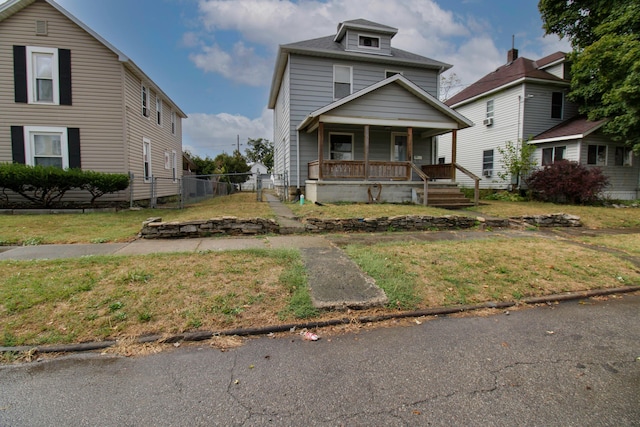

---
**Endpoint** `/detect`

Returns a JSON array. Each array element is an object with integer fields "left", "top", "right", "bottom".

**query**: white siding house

[{"left": 439, "top": 49, "right": 639, "bottom": 200}]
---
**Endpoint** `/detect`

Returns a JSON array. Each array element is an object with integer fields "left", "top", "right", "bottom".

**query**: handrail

[
  {"left": 454, "top": 162, "right": 480, "bottom": 206},
  {"left": 410, "top": 163, "right": 430, "bottom": 206}
]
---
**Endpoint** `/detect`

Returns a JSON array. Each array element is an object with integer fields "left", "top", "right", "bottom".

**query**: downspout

[{"left": 296, "top": 130, "right": 301, "bottom": 189}]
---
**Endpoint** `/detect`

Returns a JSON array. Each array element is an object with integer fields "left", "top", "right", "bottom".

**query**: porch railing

[{"left": 308, "top": 160, "right": 410, "bottom": 180}]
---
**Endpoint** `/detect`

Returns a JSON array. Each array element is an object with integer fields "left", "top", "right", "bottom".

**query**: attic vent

[{"left": 35, "top": 20, "right": 48, "bottom": 36}]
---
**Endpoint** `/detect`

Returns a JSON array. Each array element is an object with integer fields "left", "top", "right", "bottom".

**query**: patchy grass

[
  {"left": 345, "top": 237, "right": 640, "bottom": 310},
  {"left": 472, "top": 200, "right": 640, "bottom": 229},
  {"left": 0, "top": 249, "right": 312, "bottom": 347},
  {"left": 578, "top": 234, "right": 640, "bottom": 257},
  {"left": 290, "top": 201, "right": 471, "bottom": 220},
  {"left": 0, "top": 192, "right": 272, "bottom": 245}
]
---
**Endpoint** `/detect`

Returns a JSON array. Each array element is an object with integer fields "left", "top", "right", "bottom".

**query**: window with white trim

[
  {"left": 24, "top": 126, "right": 68, "bottom": 168},
  {"left": 156, "top": 96, "right": 162, "bottom": 126},
  {"left": 542, "top": 146, "right": 566, "bottom": 166},
  {"left": 333, "top": 65, "right": 352, "bottom": 99},
  {"left": 486, "top": 99, "right": 494, "bottom": 119},
  {"left": 358, "top": 35, "right": 380, "bottom": 49},
  {"left": 143, "top": 138, "right": 152, "bottom": 182},
  {"left": 482, "top": 149, "right": 494, "bottom": 176},
  {"left": 141, "top": 84, "right": 149, "bottom": 117},
  {"left": 329, "top": 133, "right": 353, "bottom": 160},
  {"left": 26, "top": 46, "right": 59, "bottom": 104},
  {"left": 587, "top": 145, "right": 607, "bottom": 166},
  {"left": 172, "top": 150, "right": 178, "bottom": 182},
  {"left": 615, "top": 146, "right": 633, "bottom": 166},
  {"left": 171, "top": 111, "right": 176, "bottom": 135}
]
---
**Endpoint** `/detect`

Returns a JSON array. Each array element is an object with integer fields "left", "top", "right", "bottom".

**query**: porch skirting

[{"left": 305, "top": 180, "right": 423, "bottom": 204}]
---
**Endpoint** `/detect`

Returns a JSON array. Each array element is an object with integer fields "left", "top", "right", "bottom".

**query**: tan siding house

[{"left": 0, "top": 0, "right": 187, "bottom": 203}]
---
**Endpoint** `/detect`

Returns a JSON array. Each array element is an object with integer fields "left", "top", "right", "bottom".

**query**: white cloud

[
  {"left": 189, "top": 41, "right": 271, "bottom": 86},
  {"left": 182, "top": 108, "right": 273, "bottom": 158}
]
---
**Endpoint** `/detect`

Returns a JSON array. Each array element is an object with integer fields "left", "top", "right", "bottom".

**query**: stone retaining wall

[
  {"left": 140, "top": 213, "right": 581, "bottom": 238},
  {"left": 140, "top": 217, "right": 279, "bottom": 239}
]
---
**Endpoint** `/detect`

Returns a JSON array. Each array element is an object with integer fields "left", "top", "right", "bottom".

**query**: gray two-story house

[
  {"left": 268, "top": 19, "right": 474, "bottom": 206},
  {"left": 439, "top": 49, "right": 640, "bottom": 200}
]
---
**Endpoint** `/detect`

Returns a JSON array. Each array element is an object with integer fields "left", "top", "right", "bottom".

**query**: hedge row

[{"left": 0, "top": 163, "right": 130, "bottom": 207}]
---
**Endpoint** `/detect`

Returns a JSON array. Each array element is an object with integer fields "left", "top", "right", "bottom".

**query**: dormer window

[{"left": 359, "top": 35, "right": 380, "bottom": 49}]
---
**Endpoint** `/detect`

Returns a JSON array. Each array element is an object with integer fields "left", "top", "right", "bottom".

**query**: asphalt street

[{"left": 1, "top": 294, "right": 638, "bottom": 426}]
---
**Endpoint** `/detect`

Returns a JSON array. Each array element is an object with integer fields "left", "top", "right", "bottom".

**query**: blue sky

[{"left": 5, "top": 0, "right": 570, "bottom": 158}]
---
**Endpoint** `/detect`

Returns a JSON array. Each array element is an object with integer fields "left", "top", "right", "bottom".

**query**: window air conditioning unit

[
  {"left": 483, "top": 117, "right": 494, "bottom": 126},
  {"left": 483, "top": 169, "right": 493, "bottom": 177}
]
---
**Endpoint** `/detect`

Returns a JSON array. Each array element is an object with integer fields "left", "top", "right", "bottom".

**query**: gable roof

[
  {"left": 297, "top": 74, "right": 473, "bottom": 134},
  {"left": 531, "top": 115, "right": 607, "bottom": 144},
  {"left": 445, "top": 52, "right": 568, "bottom": 108},
  {"left": 268, "top": 19, "right": 451, "bottom": 109},
  {"left": 0, "top": 0, "right": 187, "bottom": 118}
]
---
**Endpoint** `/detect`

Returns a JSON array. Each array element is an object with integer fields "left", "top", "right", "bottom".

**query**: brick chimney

[{"left": 507, "top": 48, "right": 518, "bottom": 63}]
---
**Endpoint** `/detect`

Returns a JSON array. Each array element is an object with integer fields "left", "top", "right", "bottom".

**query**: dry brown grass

[
  {"left": 473, "top": 201, "right": 640, "bottom": 229},
  {"left": 0, "top": 249, "right": 301, "bottom": 347}
]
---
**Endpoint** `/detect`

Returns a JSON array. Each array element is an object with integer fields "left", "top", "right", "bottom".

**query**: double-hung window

[
  {"left": 482, "top": 149, "right": 494, "bottom": 177},
  {"left": 333, "top": 65, "right": 352, "bottom": 99},
  {"left": 156, "top": 96, "right": 162, "bottom": 126},
  {"left": 486, "top": 100, "right": 494, "bottom": 119},
  {"left": 587, "top": 145, "right": 607, "bottom": 166},
  {"left": 27, "top": 46, "right": 58, "bottom": 104},
  {"left": 143, "top": 138, "right": 152, "bottom": 182},
  {"left": 171, "top": 111, "right": 176, "bottom": 135},
  {"left": 615, "top": 146, "right": 633, "bottom": 166},
  {"left": 24, "top": 126, "right": 68, "bottom": 168},
  {"left": 551, "top": 92, "right": 563, "bottom": 119},
  {"left": 141, "top": 84, "right": 149, "bottom": 117},
  {"left": 542, "top": 146, "right": 566, "bottom": 166}
]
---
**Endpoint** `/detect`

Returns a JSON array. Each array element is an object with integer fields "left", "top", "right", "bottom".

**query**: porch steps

[{"left": 414, "top": 183, "right": 475, "bottom": 209}]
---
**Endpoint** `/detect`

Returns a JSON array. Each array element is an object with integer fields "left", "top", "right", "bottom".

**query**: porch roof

[
  {"left": 297, "top": 74, "right": 473, "bottom": 135},
  {"left": 531, "top": 115, "right": 607, "bottom": 144}
]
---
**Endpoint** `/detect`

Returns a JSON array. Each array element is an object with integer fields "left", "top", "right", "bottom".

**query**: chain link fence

[{"left": 134, "top": 172, "right": 272, "bottom": 209}]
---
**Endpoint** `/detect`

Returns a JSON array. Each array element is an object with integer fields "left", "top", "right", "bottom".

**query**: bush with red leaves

[{"left": 525, "top": 161, "right": 609, "bottom": 204}]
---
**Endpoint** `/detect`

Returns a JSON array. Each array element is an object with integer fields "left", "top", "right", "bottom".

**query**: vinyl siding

[
  {"left": 522, "top": 83, "right": 578, "bottom": 139},
  {"left": 345, "top": 30, "right": 392, "bottom": 55},
  {"left": 439, "top": 85, "right": 522, "bottom": 189},
  {"left": 579, "top": 133, "right": 640, "bottom": 199},
  {"left": 331, "top": 83, "right": 452, "bottom": 122},
  {"left": 0, "top": 0, "right": 125, "bottom": 173},
  {"left": 289, "top": 53, "right": 440, "bottom": 184},
  {"left": 273, "top": 60, "right": 291, "bottom": 182},
  {"left": 123, "top": 69, "right": 182, "bottom": 199}
]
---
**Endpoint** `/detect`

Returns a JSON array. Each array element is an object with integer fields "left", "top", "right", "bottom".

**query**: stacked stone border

[{"left": 140, "top": 213, "right": 581, "bottom": 238}]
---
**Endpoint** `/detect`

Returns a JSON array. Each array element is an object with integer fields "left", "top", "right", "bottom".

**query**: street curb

[{"left": 1, "top": 286, "right": 637, "bottom": 356}]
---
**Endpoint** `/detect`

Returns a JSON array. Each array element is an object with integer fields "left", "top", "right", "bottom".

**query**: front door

[{"left": 391, "top": 133, "right": 408, "bottom": 161}]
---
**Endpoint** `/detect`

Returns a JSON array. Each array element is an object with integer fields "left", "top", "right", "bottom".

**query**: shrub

[
  {"left": 525, "top": 161, "right": 609, "bottom": 204},
  {"left": 0, "top": 163, "right": 129, "bottom": 207}
]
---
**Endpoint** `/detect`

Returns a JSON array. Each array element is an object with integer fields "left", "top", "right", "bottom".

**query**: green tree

[
  {"left": 213, "top": 151, "right": 251, "bottom": 184},
  {"left": 244, "top": 138, "right": 274, "bottom": 171},
  {"left": 539, "top": 1, "right": 640, "bottom": 151},
  {"left": 496, "top": 139, "right": 537, "bottom": 191},
  {"left": 184, "top": 151, "right": 217, "bottom": 175}
]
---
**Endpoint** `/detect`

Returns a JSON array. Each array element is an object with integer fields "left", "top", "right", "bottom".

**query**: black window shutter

[
  {"left": 58, "top": 49, "right": 72, "bottom": 105},
  {"left": 13, "top": 46, "right": 28, "bottom": 103},
  {"left": 68, "top": 128, "right": 81, "bottom": 168},
  {"left": 11, "top": 126, "right": 26, "bottom": 164}
]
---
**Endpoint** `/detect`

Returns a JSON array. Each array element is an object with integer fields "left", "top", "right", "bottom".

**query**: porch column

[
  {"left": 318, "top": 122, "right": 324, "bottom": 180},
  {"left": 407, "top": 127, "right": 413, "bottom": 180},
  {"left": 364, "top": 124, "right": 370, "bottom": 181},
  {"left": 451, "top": 129, "right": 457, "bottom": 181}
]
